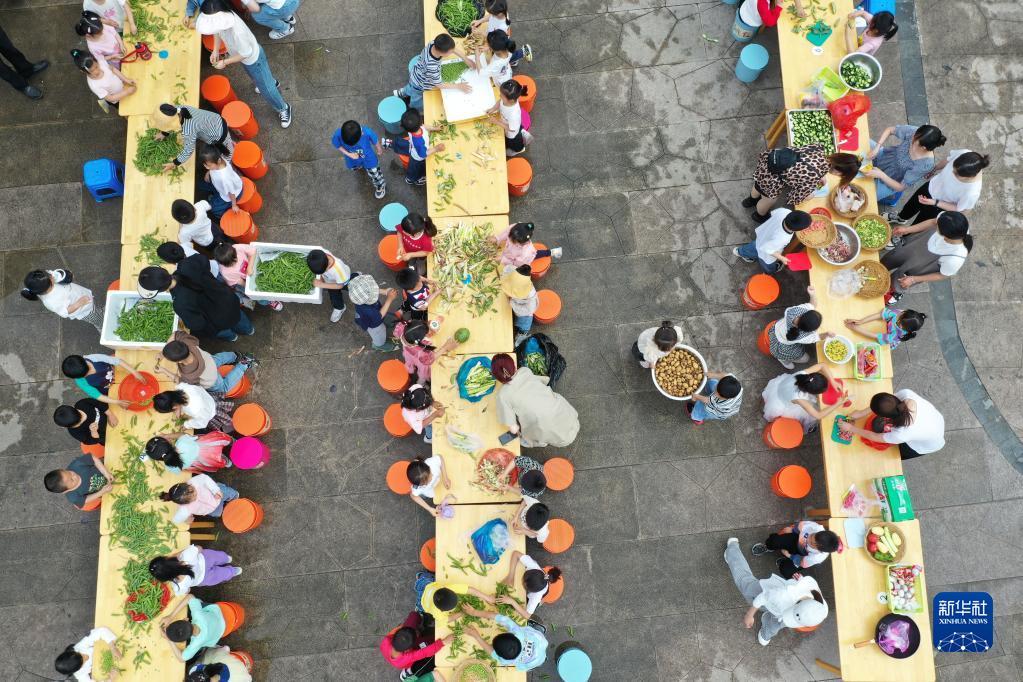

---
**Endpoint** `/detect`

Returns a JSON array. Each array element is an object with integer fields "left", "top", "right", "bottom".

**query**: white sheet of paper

[{"left": 439, "top": 57, "right": 498, "bottom": 123}]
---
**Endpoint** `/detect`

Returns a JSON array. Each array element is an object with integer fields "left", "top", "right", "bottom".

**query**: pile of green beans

[
  {"left": 114, "top": 300, "right": 175, "bottom": 343},
  {"left": 436, "top": 0, "right": 482, "bottom": 37},
  {"left": 134, "top": 127, "right": 183, "bottom": 178},
  {"left": 254, "top": 252, "right": 316, "bottom": 294},
  {"left": 134, "top": 229, "right": 164, "bottom": 265},
  {"left": 441, "top": 61, "right": 470, "bottom": 83}
]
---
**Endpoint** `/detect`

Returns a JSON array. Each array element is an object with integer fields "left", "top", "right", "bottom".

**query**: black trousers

[
  {"left": 765, "top": 532, "right": 802, "bottom": 579},
  {"left": 0, "top": 24, "right": 33, "bottom": 91},
  {"left": 897, "top": 182, "right": 942, "bottom": 225},
  {"left": 899, "top": 442, "right": 923, "bottom": 460}
]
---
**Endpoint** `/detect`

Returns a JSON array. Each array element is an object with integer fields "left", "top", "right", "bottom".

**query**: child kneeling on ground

[{"left": 751, "top": 520, "right": 841, "bottom": 579}]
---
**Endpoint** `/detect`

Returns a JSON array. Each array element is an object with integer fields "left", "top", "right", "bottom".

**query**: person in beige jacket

[{"left": 490, "top": 353, "right": 579, "bottom": 448}]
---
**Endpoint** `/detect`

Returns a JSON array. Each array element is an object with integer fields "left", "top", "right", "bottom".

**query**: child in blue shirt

[
  {"left": 465, "top": 614, "right": 548, "bottom": 672},
  {"left": 383, "top": 109, "right": 445, "bottom": 185},
  {"left": 61, "top": 353, "right": 145, "bottom": 406},
  {"left": 332, "top": 120, "right": 387, "bottom": 199}
]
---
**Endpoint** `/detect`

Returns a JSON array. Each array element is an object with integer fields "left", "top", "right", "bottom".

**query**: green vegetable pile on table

[
  {"left": 789, "top": 110, "right": 837, "bottom": 155},
  {"left": 133, "top": 127, "right": 184, "bottom": 179},
  {"left": 129, "top": 0, "right": 171, "bottom": 44},
  {"left": 854, "top": 217, "right": 889, "bottom": 249},
  {"left": 254, "top": 251, "right": 316, "bottom": 294},
  {"left": 525, "top": 351, "right": 547, "bottom": 376},
  {"left": 432, "top": 221, "right": 501, "bottom": 317},
  {"left": 841, "top": 60, "right": 874, "bottom": 89},
  {"left": 463, "top": 362, "right": 496, "bottom": 397},
  {"left": 436, "top": 0, "right": 482, "bottom": 37},
  {"left": 441, "top": 60, "right": 470, "bottom": 83},
  {"left": 98, "top": 648, "right": 116, "bottom": 676},
  {"left": 114, "top": 300, "right": 175, "bottom": 343},
  {"left": 134, "top": 229, "right": 164, "bottom": 265}
]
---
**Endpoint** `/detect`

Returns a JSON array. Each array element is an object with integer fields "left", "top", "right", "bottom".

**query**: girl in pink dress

[
  {"left": 76, "top": 11, "right": 127, "bottom": 68},
  {"left": 396, "top": 320, "right": 458, "bottom": 383},
  {"left": 145, "top": 432, "right": 234, "bottom": 474}
]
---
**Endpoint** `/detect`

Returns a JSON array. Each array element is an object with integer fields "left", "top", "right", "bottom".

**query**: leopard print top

[{"left": 753, "top": 143, "right": 830, "bottom": 205}]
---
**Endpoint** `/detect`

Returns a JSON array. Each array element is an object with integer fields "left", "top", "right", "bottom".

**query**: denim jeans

[
  {"left": 209, "top": 351, "right": 246, "bottom": 394},
  {"left": 724, "top": 540, "right": 785, "bottom": 642},
  {"left": 737, "top": 240, "right": 781, "bottom": 274},
  {"left": 392, "top": 137, "right": 426, "bottom": 182},
  {"left": 400, "top": 82, "right": 425, "bottom": 111},
  {"left": 197, "top": 179, "right": 232, "bottom": 218},
  {"left": 250, "top": 0, "right": 301, "bottom": 31},
  {"left": 210, "top": 482, "right": 240, "bottom": 517},
  {"left": 243, "top": 47, "right": 287, "bottom": 112},
  {"left": 215, "top": 308, "right": 254, "bottom": 340},
  {"left": 690, "top": 379, "right": 727, "bottom": 422},
  {"left": 514, "top": 313, "right": 534, "bottom": 334}
]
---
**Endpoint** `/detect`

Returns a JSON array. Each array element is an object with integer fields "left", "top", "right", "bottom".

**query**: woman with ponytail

[
  {"left": 866, "top": 124, "right": 945, "bottom": 205},
  {"left": 75, "top": 10, "right": 127, "bottom": 68},
  {"left": 768, "top": 286, "right": 834, "bottom": 370},
  {"left": 838, "top": 389, "right": 946, "bottom": 459},
  {"left": 501, "top": 550, "right": 562, "bottom": 617},
  {"left": 882, "top": 210, "right": 972, "bottom": 303},
  {"left": 21, "top": 268, "right": 104, "bottom": 331},
  {"left": 895, "top": 150, "right": 990, "bottom": 224},
  {"left": 763, "top": 363, "right": 848, "bottom": 433},
  {"left": 634, "top": 320, "right": 683, "bottom": 368}
]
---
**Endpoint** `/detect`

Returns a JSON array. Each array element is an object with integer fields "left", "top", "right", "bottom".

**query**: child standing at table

[
  {"left": 54, "top": 627, "right": 121, "bottom": 681},
  {"left": 83, "top": 0, "right": 136, "bottom": 34},
  {"left": 471, "top": 0, "right": 533, "bottom": 65},
  {"left": 172, "top": 198, "right": 219, "bottom": 258},
  {"left": 511, "top": 495, "right": 550, "bottom": 543},
  {"left": 332, "top": 120, "right": 387, "bottom": 200},
  {"left": 214, "top": 243, "right": 285, "bottom": 311},
  {"left": 500, "top": 456, "right": 546, "bottom": 497},
  {"left": 488, "top": 78, "right": 532, "bottom": 157},
  {"left": 396, "top": 213, "right": 436, "bottom": 275},
  {"left": 61, "top": 352, "right": 144, "bottom": 406},
  {"left": 76, "top": 11, "right": 127, "bottom": 68},
  {"left": 396, "top": 319, "right": 458, "bottom": 382},
  {"left": 400, "top": 384, "right": 445, "bottom": 444},
  {"left": 464, "top": 615, "right": 548, "bottom": 671},
  {"left": 493, "top": 222, "right": 562, "bottom": 270},
  {"left": 845, "top": 308, "right": 927, "bottom": 350},
  {"left": 384, "top": 109, "right": 446, "bottom": 186},
  {"left": 199, "top": 146, "right": 243, "bottom": 219},
  {"left": 845, "top": 10, "right": 898, "bottom": 56},
  {"left": 501, "top": 265, "right": 539, "bottom": 346},
  {"left": 471, "top": 29, "right": 515, "bottom": 86},
  {"left": 394, "top": 33, "right": 471, "bottom": 111},
  {"left": 305, "top": 248, "right": 353, "bottom": 322},
  {"left": 406, "top": 453, "right": 456, "bottom": 517},
  {"left": 395, "top": 268, "right": 437, "bottom": 321}
]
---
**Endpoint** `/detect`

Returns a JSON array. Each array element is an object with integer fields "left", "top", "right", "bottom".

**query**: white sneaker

[
  {"left": 780, "top": 360, "right": 795, "bottom": 370},
  {"left": 550, "top": 247, "right": 563, "bottom": 259},
  {"left": 423, "top": 434, "right": 433, "bottom": 444},
  {"left": 280, "top": 103, "right": 293, "bottom": 128},
  {"left": 757, "top": 628, "right": 771, "bottom": 646},
  {"left": 732, "top": 246, "right": 756, "bottom": 263},
  {"left": 286, "top": 15, "right": 296, "bottom": 25},
  {"left": 329, "top": 306, "right": 345, "bottom": 322},
  {"left": 374, "top": 186, "right": 386, "bottom": 200},
  {"left": 269, "top": 301, "right": 284, "bottom": 311},
  {"left": 727, "top": 537, "right": 738, "bottom": 545},
  {"left": 269, "top": 24, "right": 295, "bottom": 39}
]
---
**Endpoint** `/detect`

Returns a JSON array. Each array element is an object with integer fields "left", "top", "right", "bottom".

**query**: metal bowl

[
  {"left": 651, "top": 344, "right": 708, "bottom": 401},
  {"left": 817, "top": 222, "right": 861, "bottom": 266},
  {"left": 839, "top": 52, "right": 882, "bottom": 92}
]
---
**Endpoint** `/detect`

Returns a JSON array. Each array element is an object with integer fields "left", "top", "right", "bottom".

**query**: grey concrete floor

[{"left": 0, "top": 0, "right": 1021, "bottom": 680}]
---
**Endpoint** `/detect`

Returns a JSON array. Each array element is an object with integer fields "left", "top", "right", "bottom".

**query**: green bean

[
  {"left": 437, "top": 0, "right": 482, "bottom": 37},
  {"left": 254, "top": 252, "right": 316, "bottom": 294},
  {"left": 134, "top": 229, "right": 164, "bottom": 265},
  {"left": 134, "top": 127, "right": 184, "bottom": 179},
  {"left": 114, "top": 300, "right": 175, "bottom": 343}
]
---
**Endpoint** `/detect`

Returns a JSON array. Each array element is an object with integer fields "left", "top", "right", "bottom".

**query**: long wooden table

[{"left": 118, "top": 1, "right": 200, "bottom": 117}]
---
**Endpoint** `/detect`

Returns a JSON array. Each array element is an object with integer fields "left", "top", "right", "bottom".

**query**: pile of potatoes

[{"left": 654, "top": 348, "right": 704, "bottom": 397}]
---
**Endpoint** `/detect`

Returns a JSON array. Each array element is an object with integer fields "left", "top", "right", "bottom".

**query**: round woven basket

[
  {"left": 454, "top": 659, "right": 496, "bottom": 682},
  {"left": 854, "top": 259, "right": 891, "bottom": 298},
  {"left": 829, "top": 184, "right": 867, "bottom": 219},
  {"left": 853, "top": 213, "right": 892, "bottom": 251},
  {"left": 796, "top": 214, "right": 838, "bottom": 248}
]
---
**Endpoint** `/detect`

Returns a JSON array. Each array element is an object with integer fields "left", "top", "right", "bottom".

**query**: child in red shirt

[
  {"left": 397, "top": 213, "right": 437, "bottom": 275},
  {"left": 379, "top": 610, "right": 452, "bottom": 670}
]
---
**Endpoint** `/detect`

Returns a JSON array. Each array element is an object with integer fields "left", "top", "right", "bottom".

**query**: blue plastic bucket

[
  {"left": 735, "top": 43, "right": 770, "bottom": 83},
  {"left": 377, "top": 96, "right": 407, "bottom": 136}
]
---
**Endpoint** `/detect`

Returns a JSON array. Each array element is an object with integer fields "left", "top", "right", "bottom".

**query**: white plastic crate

[
  {"left": 100, "top": 291, "right": 180, "bottom": 350},
  {"left": 244, "top": 241, "right": 324, "bottom": 304}
]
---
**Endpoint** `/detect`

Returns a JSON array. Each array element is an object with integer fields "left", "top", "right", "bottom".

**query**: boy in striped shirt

[{"left": 394, "top": 33, "right": 472, "bottom": 111}]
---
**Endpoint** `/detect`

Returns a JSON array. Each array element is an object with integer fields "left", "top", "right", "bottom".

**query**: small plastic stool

[
  {"left": 796, "top": 625, "right": 819, "bottom": 633},
  {"left": 230, "top": 436, "right": 270, "bottom": 470},
  {"left": 531, "top": 241, "right": 551, "bottom": 280},
  {"left": 81, "top": 443, "right": 105, "bottom": 458},
  {"left": 771, "top": 464, "right": 812, "bottom": 499},
  {"left": 223, "top": 100, "right": 258, "bottom": 139},
  {"left": 201, "top": 74, "right": 236, "bottom": 112},
  {"left": 420, "top": 538, "right": 437, "bottom": 572},
  {"left": 757, "top": 320, "right": 775, "bottom": 356},
  {"left": 512, "top": 74, "right": 536, "bottom": 113},
  {"left": 232, "top": 403, "right": 272, "bottom": 436},
  {"left": 220, "top": 209, "right": 259, "bottom": 243},
  {"left": 386, "top": 460, "right": 413, "bottom": 495},
  {"left": 541, "top": 567, "right": 564, "bottom": 603},
  {"left": 732, "top": 5, "right": 762, "bottom": 42},
  {"left": 377, "top": 359, "right": 411, "bottom": 395},
  {"left": 384, "top": 403, "right": 413, "bottom": 437},
  {"left": 202, "top": 34, "right": 228, "bottom": 56},
  {"left": 217, "top": 601, "right": 246, "bottom": 636},
  {"left": 556, "top": 641, "right": 593, "bottom": 682},
  {"left": 108, "top": 279, "right": 121, "bottom": 291},
  {"left": 233, "top": 140, "right": 268, "bottom": 179},
  {"left": 533, "top": 290, "right": 562, "bottom": 324},
  {"left": 741, "top": 274, "right": 779, "bottom": 309},
  {"left": 542, "top": 519, "right": 575, "bottom": 553},
  {"left": 378, "top": 202, "right": 408, "bottom": 233},
  {"left": 507, "top": 157, "right": 533, "bottom": 196},
  {"left": 222, "top": 499, "right": 264, "bottom": 533},
  {"left": 83, "top": 159, "right": 125, "bottom": 202},
  {"left": 229, "top": 650, "right": 254, "bottom": 671},
  {"left": 238, "top": 177, "right": 263, "bottom": 214},
  {"left": 81, "top": 498, "right": 102, "bottom": 512},
  {"left": 736, "top": 43, "right": 770, "bottom": 83},
  {"left": 543, "top": 457, "right": 574, "bottom": 491},
  {"left": 763, "top": 418, "right": 804, "bottom": 449},
  {"left": 218, "top": 365, "right": 252, "bottom": 398},
  {"left": 378, "top": 95, "right": 408, "bottom": 136},
  {"left": 378, "top": 234, "right": 405, "bottom": 271}
]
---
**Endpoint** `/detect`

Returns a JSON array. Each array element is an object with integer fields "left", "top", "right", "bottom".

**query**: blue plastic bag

[
  {"left": 471, "top": 518, "right": 510, "bottom": 565},
  {"left": 456, "top": 356, "right": 495, "bottom": 403}
]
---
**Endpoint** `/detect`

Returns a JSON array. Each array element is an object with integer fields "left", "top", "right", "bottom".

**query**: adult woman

[
  {"left": 195, "top": 0, "right": 292, "bottom": 127},
  {"left": 71, "top": 50, "right": 135, "bottom": 108},
  {"left": 634, "top": 320, "right": 683, "bottom": 368},
  {"left": 866, "top": 124, "right": 946, "bottom": 205},
  {"left": 762, "top": 363, "right": 847, "bottom": 432},
  {"left": 153, "top": 383, "right": 234, "bottom": 432},
  {"left": 153, "top": 103, "right": 233, "bottom": 171},
  {"left": 744, "top": 146, "right": 860, "bottom": 223},
  {"left": 894, "top": 150, "right": 989, "bottom": 224},
  {"left": 491, "top": 353, "right": 579, "bottom": 448},
  {"left": 21, "top": 269, "right": 103, "bottom": 331},
  {"left": 768, "top": 286, "right": 834, "bottom": 369},
  {"left": 837, "top": 390, "right": 946, "bottom": 459},
  {"left": 881, "top": 210, "right": 971, "bottom": 303}
]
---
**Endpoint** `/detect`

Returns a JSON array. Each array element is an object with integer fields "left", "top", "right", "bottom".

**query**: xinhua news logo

[{"left": 932, "top": 592, "right": 993, "bottom": 653}]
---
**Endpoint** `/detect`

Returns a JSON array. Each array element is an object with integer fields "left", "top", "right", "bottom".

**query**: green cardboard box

[{"left": 872, "top": 475, "right": 914, "bottom": 521}]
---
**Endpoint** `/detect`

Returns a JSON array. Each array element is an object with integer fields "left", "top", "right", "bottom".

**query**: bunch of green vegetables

[
  {"left": 254, "top": 251, "right": 316, "bottom": 294},
  {"left": 433, "top": 170, "right": 458, "bottom": 213},
  {"left": 524, "top": 351, "right": 547, "bottom": 376},
  {"left": 436, "top": 0, "right": 482, "bottom": 37},
  {"left": 788, "top": 110, "right": 837, "bottom": 155},
  {"left": 854, "top": 217, "right": 889, "bottom": 249},
  {"left": 122, "top": 558, "right": 167, "bottom": 630},
  {"left": 98, "top": 648, "right": 118, "bottom": 677},
  {"left": 432, "top": 221, "right": 501, "bottom": 317},
  {"left": 787, "top": 0, "right": 842, "bottom": 34},
  {"left": 494, "top": 582, "right": 526, "bottom": 623},
  {"left": 447, "top": 551, "right": 490, "bottom": 576},
  {"left": 134, "top": 127, "right": 183, "bottom": 178},
  {"left": 441, "top": 60, "right": 470, "bottom": 83},
  {"left": 130, "top": 1, "right": 170, "bottom": 44},
  {"left": 463, "top": 362, "right": 495, "bottom": 397},
  {"left": 134, "top": 229, "right": 164, "bottom": 265},
  {"left": 432, "top": 117, "right": 465, "bottom": 142},
  {"left": 114, "top": 299, "right": 175, "bottom": 343}
]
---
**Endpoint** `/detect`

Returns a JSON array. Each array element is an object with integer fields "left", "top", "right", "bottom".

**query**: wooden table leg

[
  {"left": 765, "top": 111, "right": 787, "bottom": 148},
  {"left": 190, "top": 532, "right": 218, "bottom": 541}
]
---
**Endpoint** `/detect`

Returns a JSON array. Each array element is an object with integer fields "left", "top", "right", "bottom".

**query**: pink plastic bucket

[{"left": 230, "top": 436, "right": 270, "bottom": 470}]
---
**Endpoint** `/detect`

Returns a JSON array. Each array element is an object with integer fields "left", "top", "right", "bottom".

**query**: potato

[{"left": 654, "top": 348, "right": 705, "bottom": 397}]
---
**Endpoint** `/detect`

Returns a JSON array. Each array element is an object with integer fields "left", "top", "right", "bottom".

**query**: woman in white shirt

[
  {"left": 153, "top": 382, "right": 234, "bottom": 432},
  {"left": 633, "top": 320, "right": 682, "bottom": 368},
  {"left": 838, "top": 389, "right": 946, "bottom": 459},
  {"left": 894, "top": 149, "right": 989, "bottom": 225},
  {"left": 500, "top": 550, "right": 562, "bottom": 617},
  {"left": 55, "top": 627, "right": 121, "bottom": 681},
  {"left": 71, "top": 50, "right": 135, "bottom": 108},
  {"left": 882, "top": 210, "right": 972, "bottom": 302},
  {"left": 21, "top": 268, "right": 104, "bottom": 331}
]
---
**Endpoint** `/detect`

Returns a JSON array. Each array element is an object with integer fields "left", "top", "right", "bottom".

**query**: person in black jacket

[{"left": 137, "top": 256, "right": 253, "bottom": 341}]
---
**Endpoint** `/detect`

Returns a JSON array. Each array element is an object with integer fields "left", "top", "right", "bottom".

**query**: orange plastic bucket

[
  {"left": 230, "top": 651, "right": 254, "bottom": 671},
  {"left": 542, "top": 519, "right": 575, "bottom": 554},
  {"left": 384, "top": 403, "right": 413, "bottom": 438},
  {"left": 220, "top": 209, "right": 258, "bottom": 243},
  {"left": 420, "top": 538, "right": 437, "bottom": 572},
  {"left": 117, "top": 371, "right": 160, "bottom": 411},
  {"left": 218, "top": 364, "right": 252, "bottom": 398},
  {"left": 386, "top": 460, "right": 413, "bottom": 495},
  {"left": 233, "top": 140, "right": 268, "bottom": 179},
  {"left": 232, "top": 402, "right": 272, "bottom": 436},
  {"left": 742, "top": 274, "right": 780, "bottom": 310},
  {"left": 80, "top": 443, "right": 105, "bottom": 458},
  {"left": 238, "top": 177, "right": 263, "bottom": 214},
  {"left": 543, "top": 457, "right": 574, "bottom": 491},
  {"left": 513, "top": 74, "right": 536, "bottom": 113},
  {"left": 757, "top": 320, "right": 775, "bottom": 356},
  {"left": 217, "top": 601, "right": 246, "bottom": 636},
  {"left": 107, "top": 279, "right": 120, "bottom": 291},
  {"left": 81, "top": 498, "right": 102, "bottom": 512},
  {"left": 398, "top": 154, "right": 410, "bottom": 169},
  {"left": 202, "top": 34, "right": 227, "bottom": 56},
  {"left": 763, "top": 418, "right": 803, "bottom": 449},
  {"left": 377, "top": 234, "right": 405, "bottom": 271},
  {"left": 771, "top": 465, "right": 812, "bottom": 499},
  {"left": 531, "top": 241, "right": 551, "bottom": 280},
  {"left": 542, "top": 566, "right": 564, "bottom": 603},
  {"left": 201, "top": 75, "right": 236, "bottom": 112},
  {"left": 223, "top": 100, "right": 258, "bottom": 140},
  {"left": 507, "top": 157, "right": 533, "bottom": 196},
  {"left": 377, "top": 359, "right": 411, "bottom": 395},
  {"left": 222, "top": 498, "right": 264, "bottom": 533},
  {"left": 533, "top": 289, "right": 562, "bottom": 324}
]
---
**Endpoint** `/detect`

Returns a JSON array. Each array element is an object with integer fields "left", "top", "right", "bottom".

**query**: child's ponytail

[
  {"left": 70, "top": 49, "right": 95, "bottom": 73},
  {"left": 870, "top": 11, "right": 898, "bottom": 40},
  {"left": 508, "top": 222, "right": 535, "bottom": 244},
  {"left": 499, "top": 79, "right": 526, "bottom": 102},
  {"left": 75, "top": 10, "right": 103, "bottom": 36},
  {"left": 546, "top": 566, "right": 563, "bottom": 584}
]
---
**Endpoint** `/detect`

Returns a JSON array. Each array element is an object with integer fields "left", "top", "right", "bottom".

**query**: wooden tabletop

[
  {"left": 118, "top": 0, "right": 200, "bottom": 118},
  {"left": 427, "top": 215, "right": 514, "bottom": 354},
  {"left": 829, "top": 519, "right": 935, "bottom": 681}
]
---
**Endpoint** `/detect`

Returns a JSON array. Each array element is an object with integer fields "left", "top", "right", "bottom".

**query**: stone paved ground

[{"left": 0, "top": 0, "right": 1021, "bottom": 680}]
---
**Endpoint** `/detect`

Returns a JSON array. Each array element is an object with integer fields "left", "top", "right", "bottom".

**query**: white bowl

[
  {"left": 839, "top": 52, "right": 882, "bottom": 92},
  {"left": 651, "top": 344, "right": 708, "bottom": 401},
  {"left": 823, "top": 335, "right": 855, "bottom": 365},
  {"left": 817, "top": 222, "right": 861, "bottom": 266}
]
